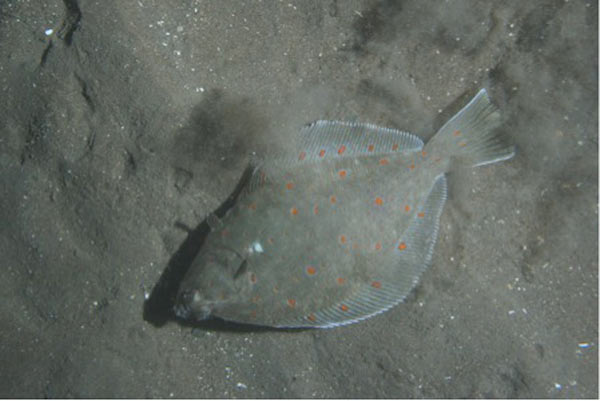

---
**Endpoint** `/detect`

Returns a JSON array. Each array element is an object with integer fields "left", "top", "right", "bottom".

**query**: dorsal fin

[
  {"left": 244, "top": 120, "right": 424, "bottom": 195},
  {"left": 287, "top": 120, "right": 423, "bottom": 166}
]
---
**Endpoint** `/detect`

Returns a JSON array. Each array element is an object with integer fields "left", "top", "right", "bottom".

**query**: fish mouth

[
  {"left": 173, "top": 301, "right": 193, "bottom": 319},
  {"left": 173, "top": 290, "right": 212, "bottom": 321}
]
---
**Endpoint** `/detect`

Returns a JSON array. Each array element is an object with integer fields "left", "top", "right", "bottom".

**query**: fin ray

[
  {"left": 425, "top": 89, "right": 515, "bottom": 167},
  {"left": 263, "top": 120, "right": 424, "bottom": 170}
]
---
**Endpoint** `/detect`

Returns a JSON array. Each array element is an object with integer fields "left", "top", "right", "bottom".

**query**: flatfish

[{"left": 174, "top": 89, "right": 515, "bottom": 328}]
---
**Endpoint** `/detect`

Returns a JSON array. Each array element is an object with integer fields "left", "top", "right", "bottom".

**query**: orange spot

[
  {"left": 248, "top": 202, "right": 257, "bottom": 210},
  {"left": 418, "top": 212, "right": 425, "bottom": 218},
  {"left": 375, "top": 242, "right": 382, "bottom": 251},
  {"left": 308, "top": 314, "right": 316, "bottom": 322},
  {"left": 330, "top": 195, "right": 337, "bottom": 204},
  {"left": 306, "top": 266, "right": 316, "bottom": 276},
  {"left": 340, "top": 304, "right": 349, "bottom": 312},
  {"left": 290, "top": 207, "right": 298, "bottom": 215},
  {"left": 352, "top": 243, "right": 359, "bottom": 250},
  {"left": 337, "top": 145, "right": 346, "bottom": 155},
  {"left": 338, "top": 170, "right": 347, "bottom": 178},
  {"left": 299, "top": 151, "right": 306, "bottom": 161},
  {"left": 398, "top": 242, "right": 407, "bottom": 250},
  {"left": 371, "top": 281, "right": 382, "bottom": 289},
  {"left": 339, "top": 235, "right": 347, "bottom": 244},
  {"left": 286, "top": 182, "right": 294, "bottom": 190},
  {"left": 375, "top": 197, "right": 383, "bottom": 206},
  {"left": 251, "top": 295, "right": 261, "bottom": 303},
  {"left": 379, "top": 158, "right": 389, "bottom": 166},
  {"left": 405, "top": 205, "right": 411, "bottom": 212},
  {"left": 422, "top": 151, "right": 427, "bottom": 157},
  {"left": 337, "top": 277, "right": 345, "bottom": 285},
  {"left": 250, "top": 273, "right": 257, "bottom": 284},
  {"left": 287, "top": 299, "right": 296, "bottom": 308},
  {"left": 392, "top": 144, "right": 399, "bottom": 151},
  {"left": 267, "top": 237, "right": 274, "bottom": 244},
  {"left": 313, "top": 204, "right": 319, "bottom": 215},
  {"left": 453, "top": 130, "right": 461, "bottom": 136},
  {"left": 459, "top": 142, "right": 467, "bottom": 147},
  {"left": 409, "top": 163, "right": 415, "bottom": 170},
  {"left": 368, "top": 144, "right": 374, "bottom": 152},
  {"left": 319, "top": 149, "right": 326, "bottom": 157},
  {"left": 434, "top": 157, "right": 441, "bottom": 163}
]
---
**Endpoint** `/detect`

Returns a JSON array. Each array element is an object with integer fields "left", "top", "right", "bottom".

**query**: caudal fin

[{"left": 426, "top": 89, "right": 515, "bottom": 167}]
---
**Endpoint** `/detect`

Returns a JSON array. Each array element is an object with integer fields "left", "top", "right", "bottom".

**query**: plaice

[{"left": 175, "top": 89, "right": 515, "bottom": 328}]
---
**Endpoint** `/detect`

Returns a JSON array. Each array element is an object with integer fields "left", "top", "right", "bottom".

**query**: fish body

[{"left": 175, "top": 89, "right": 515, "bottom": 328}]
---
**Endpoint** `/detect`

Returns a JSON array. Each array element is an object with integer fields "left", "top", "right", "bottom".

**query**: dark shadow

[
  {"left": 172, "top": 88, "right": 266, "bottom": 174},
  {"left": 176, "top": 315, "right": 310, "bottom": 334},
  {"left": 350, "top": 0, "right": 403, "bottom": 54}
]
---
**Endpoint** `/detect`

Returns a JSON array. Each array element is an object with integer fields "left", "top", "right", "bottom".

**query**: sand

[{"left": 0, "top": 0, "right": 597, "bottom": 397}]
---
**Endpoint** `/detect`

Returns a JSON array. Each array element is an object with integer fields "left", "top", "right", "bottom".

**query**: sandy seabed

[{"left": 0, "top": 0, "right": 597, "bottom": 398}]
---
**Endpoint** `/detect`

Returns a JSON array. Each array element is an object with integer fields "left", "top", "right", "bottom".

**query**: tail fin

[{"left": 426, "top": 89, "right": 515, "bottom": 167}]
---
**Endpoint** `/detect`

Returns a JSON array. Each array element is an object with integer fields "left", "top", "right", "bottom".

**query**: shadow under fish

[{"left": 169, "top": 88, "right": 515, "bottom": 329}]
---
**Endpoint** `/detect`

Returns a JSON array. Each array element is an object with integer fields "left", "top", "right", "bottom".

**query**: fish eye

[{"left": 174, "top": 289, "right": 211, "bottom": 320}]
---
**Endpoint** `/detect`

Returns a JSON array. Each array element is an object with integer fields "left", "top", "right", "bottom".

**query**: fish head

[{"left": 174, "top": 245, "right": 251, "bottom": 321}]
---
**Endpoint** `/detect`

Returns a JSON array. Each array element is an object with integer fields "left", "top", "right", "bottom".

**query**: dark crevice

[
  {"left": 58, "top": 0, "right": 82, "bottom": 46},
  {"left": 124, "top": 149, "right": 136, "bottom": 176},
  {"left": 40, "top": 41, "right": 53, "bottom": 67},
  {"left": 75, "top": 74, "right": 95, "bottom": 112}
]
